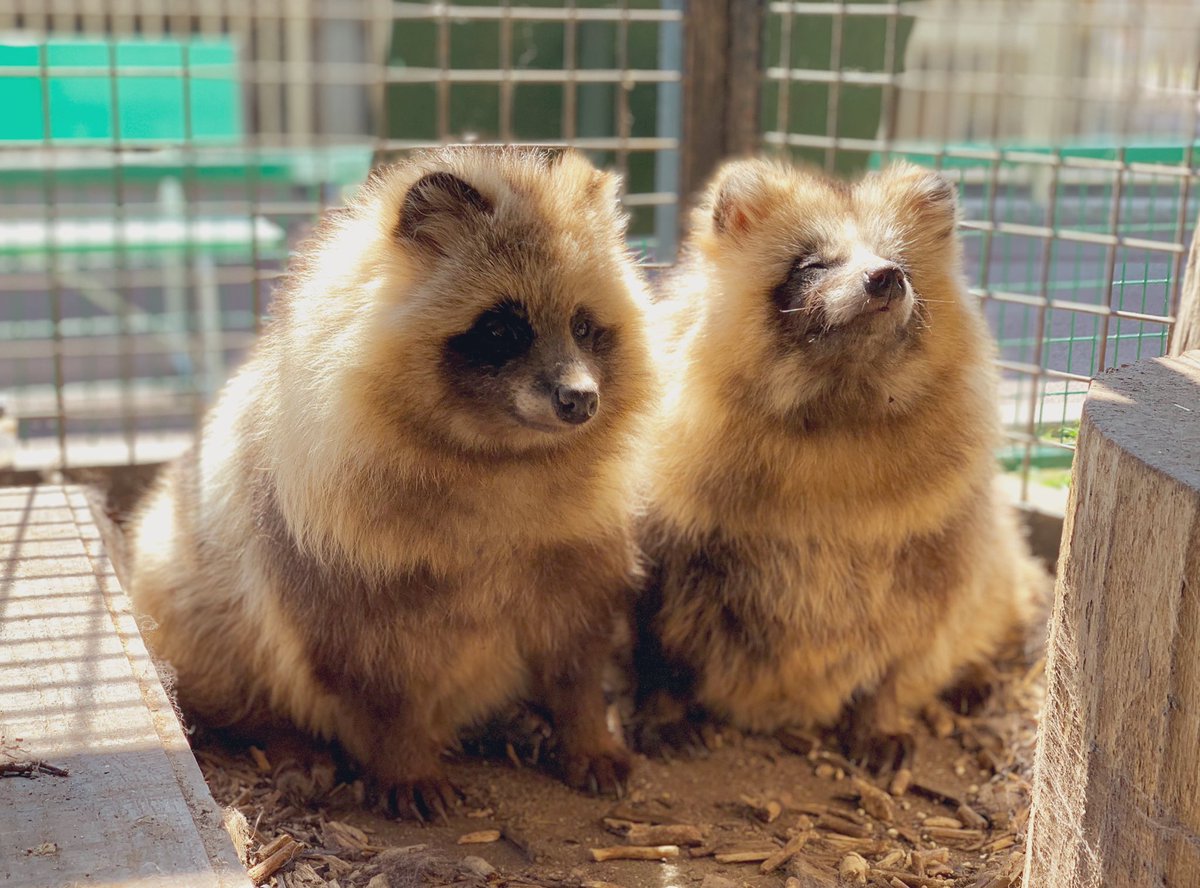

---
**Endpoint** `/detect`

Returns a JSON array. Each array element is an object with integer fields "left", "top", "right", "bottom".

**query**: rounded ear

[
  {"left": 397, "top": 171, "right": 494, "bottom": 255},
  {"left": 709, "top": 161, "right": 776, "bottom": 238},
  {"left": 875, "top": 163, "right": 959, "bottom": 219},
  {"left": 585, "top": 168, "right": 622, "bottom": 212}
]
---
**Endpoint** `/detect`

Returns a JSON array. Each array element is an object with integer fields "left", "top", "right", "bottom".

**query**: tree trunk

[
  {"left": 1170, "top": 215, "right": 1200, "bottom": 355},
  {"left": 1025, "top": 351, "right": 1200, "bottom": 888}
]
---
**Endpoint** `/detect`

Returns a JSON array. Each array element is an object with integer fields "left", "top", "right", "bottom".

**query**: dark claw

[
  {"left": 383, "top": 776, "right": 461, "bottom": 823},
  {"left": 840, "top": 725, "right": 915, "bottom": 779},
  {"left": 634, "top": 718, "right": 707, "bottom": 760},
  {"left": 562, "top": 744, "right": 632, "bottom": 798},
  {"left": 942, "top": 665, "right": 997, "bottom": 715}
]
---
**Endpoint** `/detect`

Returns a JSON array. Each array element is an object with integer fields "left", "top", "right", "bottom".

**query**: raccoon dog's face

[
  {"left": 440, "top": 288, "right": 610, "bottom": 435},
  {"left": 696, "top": 160, "right": 962, "bottom": 415},
  {"left": 359, "top": 148, "right": 651, "bottom": 454}
]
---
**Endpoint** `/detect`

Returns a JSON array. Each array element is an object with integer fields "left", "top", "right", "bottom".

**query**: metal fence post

[{"left": 679, "top": 0, "right": 765, "bottom": 215}]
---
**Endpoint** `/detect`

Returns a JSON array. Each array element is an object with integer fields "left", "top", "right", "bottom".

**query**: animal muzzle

[
  {"left": 863, "top": 264, "right": 906, "bottom": 311},
  {"left": 864, "top": 264, "right": 907, "bottom": 312},
  {"left": 553, "top": 383, "right": 599, "bottom": 425}
]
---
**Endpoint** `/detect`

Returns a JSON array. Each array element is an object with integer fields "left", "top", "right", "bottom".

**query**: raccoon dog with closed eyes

[
  {"left": 634, "top": 158, "right": 1043, "bottom": 764},
  {"left": 125, "top": 147, "right": 657, "bottom": 817}
]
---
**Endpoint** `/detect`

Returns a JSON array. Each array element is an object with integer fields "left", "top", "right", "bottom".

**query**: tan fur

[
  {"left": 126, "top": 147, "right": 657, "bottom": 802},
  {"left": 636, "top": 158, "right": 1045, "bottom": 740}
]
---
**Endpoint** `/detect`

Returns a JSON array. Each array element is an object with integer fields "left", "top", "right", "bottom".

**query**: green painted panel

[{"left": 0, "top": 37, "right": 242, "bottom": 144}]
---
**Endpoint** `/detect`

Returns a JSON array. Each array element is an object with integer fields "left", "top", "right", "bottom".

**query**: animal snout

[
  {"left": 552, "top": 384, "right": 599, "bottom": 425},
  {"left": 864, "top": 264, "right": 905, "bottom": 308}
]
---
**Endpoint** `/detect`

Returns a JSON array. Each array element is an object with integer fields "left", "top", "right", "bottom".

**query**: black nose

[
  {"left": 864, "top": 265, "right": 904, "bottom": 305},
  {"left": 552, "top": 385, "right": 598, "bottom": 425}
]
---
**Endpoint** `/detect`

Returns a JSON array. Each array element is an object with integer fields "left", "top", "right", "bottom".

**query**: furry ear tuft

[
  {"left": 586, "top": 169, "right": 621, "bottom": 209},
  {"left": 909, "top": 169, "right": 958, "bottom": 215},
  {"left": 711, "top": 163, "right": 774, "bottom": 237},
  {"left": 397, "top": 171, "right": 494, "bottom": 254},
  {"left": 876, "top": 162, "right": 959, "bottom": 218}
]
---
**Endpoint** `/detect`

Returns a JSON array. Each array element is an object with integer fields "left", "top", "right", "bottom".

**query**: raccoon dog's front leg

[
  {"left": 532, "top": 628, "right": 632, "bottom": 797},
  {"left": 836, "top": 673, "right": 916, "bottom": 778},
  {"left": 334, "top": 702, "right": 461, "bottom": 822}
]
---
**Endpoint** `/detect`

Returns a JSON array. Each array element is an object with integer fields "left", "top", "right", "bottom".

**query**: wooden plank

[
  {"left": 0, "top": 485, "right": 250, "bottom": 888},
  {"left": 1025, "top": 353, "right": 1200, "bottom": 888}
]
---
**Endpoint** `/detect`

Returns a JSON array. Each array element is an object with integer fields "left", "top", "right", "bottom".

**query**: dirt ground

[
  {"left": 83, "top": 474, "right": 1046, "bottom": 888},
  {"left": 193, "top": 649, "right": 1043, "bottom": 888}
]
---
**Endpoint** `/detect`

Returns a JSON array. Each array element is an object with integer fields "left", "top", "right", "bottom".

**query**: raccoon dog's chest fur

[
  {"left": 125, "top": 147, "right": 657, "bottom": 811},
  {"left": 635, "top": 159, "right": 1042, "bottom": 741}
]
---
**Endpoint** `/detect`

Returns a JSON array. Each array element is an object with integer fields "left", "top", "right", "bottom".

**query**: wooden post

[
  {"left": 679, "top": 0, "right": 765, "bottom": 212},
  {"left": 1169, "top": 215, "right": 1200, "bottom": 355},
  {"left": 1024, "top": 352, "right": 1200, "bottom": 888}
]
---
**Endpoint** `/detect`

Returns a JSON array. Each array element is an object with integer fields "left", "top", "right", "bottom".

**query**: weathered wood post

[
  {"left": 679, "top": 0, "right": 765, "bottom": 213},
  {"left": 1024, "top": 352, "right": 1200, "bottom": 887},
  {"left": 1169, "top": 214, "right": 1200, "bottom": 355}
]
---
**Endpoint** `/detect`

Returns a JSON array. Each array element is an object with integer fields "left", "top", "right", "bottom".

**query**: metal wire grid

[
  {"left": 763, "top": 0, "right": 1200, "bottom": 499},
  {"left": 0, "top": 0, "right": 683, "bottom": 471}
]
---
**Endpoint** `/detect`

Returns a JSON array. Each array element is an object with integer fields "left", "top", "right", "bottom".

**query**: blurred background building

[{"left": 0, "top": 0, "right": 1197, "bottom": 508}]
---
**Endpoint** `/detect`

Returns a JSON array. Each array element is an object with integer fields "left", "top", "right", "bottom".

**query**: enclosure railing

[{"left": 0, "top": 0, "right": 1197, "bottom": 513}]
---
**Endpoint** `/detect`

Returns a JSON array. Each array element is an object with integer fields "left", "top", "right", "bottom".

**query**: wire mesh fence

[
  {"left": 0, "top": 0, "right": 684, "bottom": 470},
  {"left": 1, "top": 0, "right": 1198, "bottom": 510},
  {"left": 763, "top": 0, "right": 1200, "bottom": 500}
]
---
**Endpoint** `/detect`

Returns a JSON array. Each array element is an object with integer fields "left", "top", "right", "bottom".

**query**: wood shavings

[
  {"left": 589, "top": 845, "right": 680, "bottom": 862},
  {"left": 247, "top": 833, "right": 302, "bottom": 885},
  {"left": 457, "top": 829, "right": 501, "bottom": 845}
]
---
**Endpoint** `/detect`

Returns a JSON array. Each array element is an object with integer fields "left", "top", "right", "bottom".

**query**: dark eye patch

[
  {"left": 445, "top": 299, "right": 535, "bottom": 371},
  {"left": 771, "top": 254, "right": 829, "bottom": 314}
]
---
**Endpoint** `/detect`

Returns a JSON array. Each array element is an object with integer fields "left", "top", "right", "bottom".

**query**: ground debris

[
  {"left": 838, "top": 852, "right": 869, "bottom": 884},
  {"left": 247, "top": 833, "right": 302, "bottom": 885},
  {"left": 589, "top": 844, "right": 680, "bottom": 862},
  {"left": 739, "top": 793, "right": 783, "bottom": 823},
  {"left": 973, "top": 851, "right": 1025, "bottom": 888},
  {"left": 760, "top": 819, "right": 815, "bottom": 873},
  {"left": 0, "top": 760, "right": 69, "bottom": 778},
  {"left": 624, "top": 823, "right": 706, "bottom": 846},
  {"left": 850, "top": 777, "right": 896, "bottom": 823},
  {"left": 322, "top": 820, "right": 382, "bottom": 856},
  {"left": 457, "top": 829, "right": 501, "bottom": 845},
  {"left": 180, "top": 621, "right": 1043, "bottom": 888}
]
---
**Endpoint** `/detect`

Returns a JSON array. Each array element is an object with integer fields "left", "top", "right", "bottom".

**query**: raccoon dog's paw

[
  {"left": 841, "top": 727, "right": 915, "bottom": 779},
  {"left": 559, "top": 737, "right": 632, "bottom": 798},
  {"left": 256, "top": 728, "right": 339, "bottom": 805},
  {"left": 630, "top": 691, "right": 712, "bottom": 760},
  {"left": 835, "top": 692, "right": 915, "bottom": 778},
  {"left": 940, "top": 660, "right": 999, "bottom": 716},
  {"left": 377, "top": 774, "right": 463, "bottom": 823},
  {"left": 273, "top": 755, "right": 338, "bottom": 805}
]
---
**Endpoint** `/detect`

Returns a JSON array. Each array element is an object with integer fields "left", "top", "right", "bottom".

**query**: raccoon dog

[
  {"left": 634, "top": 158, "right": 1041, "bottom": 764},
  {"left": 126, "top": 147, "right": 656, "bottom": 816}
]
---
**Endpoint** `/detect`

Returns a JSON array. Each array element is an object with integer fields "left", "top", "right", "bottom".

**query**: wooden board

[
  {"left": 1024, "top": 352, "right": 1200, "bottom": 888},
  {"left": 0, "top": 485, "right": 250, "bottom": 888}
]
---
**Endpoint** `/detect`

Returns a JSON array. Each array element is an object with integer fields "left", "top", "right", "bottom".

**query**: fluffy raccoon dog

[
  {"left": 125, "top": 146, "right": 657, "bottom": 817},
  {"left": 633, "top": 158, "right": 1043, "bottom": 767}
]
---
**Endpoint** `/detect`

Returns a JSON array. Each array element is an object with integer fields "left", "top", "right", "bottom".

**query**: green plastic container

[{"left": 0, "top": 36, "right": 242, "bottom": 144}]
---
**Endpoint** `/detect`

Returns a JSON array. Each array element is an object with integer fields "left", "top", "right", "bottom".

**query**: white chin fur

[
  {"left": 512, "top": 388, "right": 568, "bottom": 432},
  {"left": 824, "top": 285, "right": 914, "bottom": 330}
]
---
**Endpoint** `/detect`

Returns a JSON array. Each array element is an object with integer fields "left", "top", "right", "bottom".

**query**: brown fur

[
  {"left": 125, "top": 147, "right": 657, "bottom": 810},
  {"left": 635, "top": 158, "right": 1045, "bottom": 748}
]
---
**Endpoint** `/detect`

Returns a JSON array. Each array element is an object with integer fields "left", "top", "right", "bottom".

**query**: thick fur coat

[
  {"left": 635, "top": 159, "right": 1043, "bottom": 754},
  {"left": 126, "top": 147, "right": 657, "bottom": 814}
]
